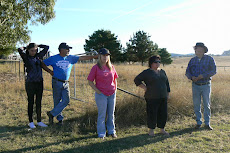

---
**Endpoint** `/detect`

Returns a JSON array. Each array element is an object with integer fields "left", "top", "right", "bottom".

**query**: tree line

[
  {"left": 0, "top": 0, "right": 172, "bottom": 65},
  {"left": 84, "top": 29, "right": 172, "bottom": 65}
]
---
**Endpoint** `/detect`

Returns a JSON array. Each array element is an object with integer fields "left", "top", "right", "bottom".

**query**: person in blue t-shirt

[
  {"left": 44, "top": 42, "right": 98, "bottom": 125},
  {"left": 18, "top": 43, "right": 53, "bottom": 129}
]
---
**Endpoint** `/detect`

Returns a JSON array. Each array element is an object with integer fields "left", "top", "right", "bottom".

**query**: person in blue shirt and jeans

[
  {"left": 44, "top": 42, "right": 98, "bottom": 125},
  {"left": 185, "top": 42, "right": 216, "bottom": 130}
]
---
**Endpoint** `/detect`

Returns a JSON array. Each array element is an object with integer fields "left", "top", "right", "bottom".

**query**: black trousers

[
  {"left": 25, "top": 81, "right": 43, "bottom": 122},
  {"left": 145, "top": 98, "right": 168, "bottom": 129}
]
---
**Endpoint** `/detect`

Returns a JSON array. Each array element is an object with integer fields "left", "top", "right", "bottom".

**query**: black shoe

[
  {"left": 57, "top": 120, "right": 63, "bottom": 126},
  {"left": 47, "top": 111, "right": 54, "bottom": 125},
  {"left": 195, "top": 124, "right": 201, "bottom": 129},
  {"left": 205, "top": 125, "right": 213, "bottom": 130}
]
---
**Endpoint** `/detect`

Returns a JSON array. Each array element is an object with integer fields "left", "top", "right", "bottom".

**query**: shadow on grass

[
  {"left": 57, "top": 127, "right": 201, "bottom": 153},
  {"left": 3, "top": 126, "right": 201, "bottom": 153}
]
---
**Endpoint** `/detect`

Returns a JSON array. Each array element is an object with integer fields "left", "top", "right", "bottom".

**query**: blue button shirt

[
  {"left": 43, "top": 54, "right": 79, "bottom": 80},
  {"left": 185, "top": 55, "right": 216, "bottom": 83}
]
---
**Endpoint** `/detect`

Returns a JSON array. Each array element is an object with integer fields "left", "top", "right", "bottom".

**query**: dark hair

[
  {"left": 26, "top": 43, "right": 38, "bottom": 55},
  {"left": 148, "top": 55, "right": 161, "bottom": 68}
]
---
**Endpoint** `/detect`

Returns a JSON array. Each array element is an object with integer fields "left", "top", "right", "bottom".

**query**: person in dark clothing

[
  {"left": 134, "top": 55, "right": 170, "bottom": 136},
  {"left": 18, "top": 43, "right": 53, "bottom": 128}
]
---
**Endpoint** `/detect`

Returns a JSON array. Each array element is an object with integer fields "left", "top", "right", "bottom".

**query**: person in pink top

[{"left": 87, "top": 48, "right": 118, "bottom": 139}]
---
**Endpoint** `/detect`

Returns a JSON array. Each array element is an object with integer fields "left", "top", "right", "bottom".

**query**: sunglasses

[{"left": 153, "top": 61, "right": 161, "bottom": 63}]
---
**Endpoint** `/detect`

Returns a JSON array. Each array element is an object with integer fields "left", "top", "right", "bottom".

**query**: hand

[
  {"left": 197, "top": 74, "right": 203, "bottom": 80},
  {"left": 167, "top": 92, "right": 170, "bottom": 99},
  {"left": 50, "top": 71, "right": 54, "bottom": 76},
  {"left": 192, "top": 76, "right": 198, "bottom": 82},
  {"left": 96, "top": 90, "right": 102, "bottom": 94},
  {"left": 94, "top": 54, "right": 99, "bottom": 59}
]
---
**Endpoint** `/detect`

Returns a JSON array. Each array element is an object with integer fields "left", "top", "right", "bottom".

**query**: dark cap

[
  {"left": 58, "top": 42, "right": 72, "bottom": 50},
  {"left": 98, "top": 48, "right": 111, "bottom": 55},
  {"left": 194, "top": 42, "right": 208, "bottom": 53}
]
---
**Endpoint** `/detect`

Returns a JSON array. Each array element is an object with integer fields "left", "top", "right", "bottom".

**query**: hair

[
  {"left": 148, "top": 55, "right": 161, "bottom": 68},
  {"left": 26, "top": 43, "right": 38, "bottom": 55},
  {"left": 97, "top": 54, "right": 112, "bottom": 71}
]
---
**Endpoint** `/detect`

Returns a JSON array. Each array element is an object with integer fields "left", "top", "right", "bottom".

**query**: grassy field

[{"left": 0, "top": 56, "right": 230, "bottom": 153}]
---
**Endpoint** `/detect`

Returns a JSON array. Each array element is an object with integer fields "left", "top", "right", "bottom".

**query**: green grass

[{"left": 0, "top": 113, "right": 229, "bottom": 153}]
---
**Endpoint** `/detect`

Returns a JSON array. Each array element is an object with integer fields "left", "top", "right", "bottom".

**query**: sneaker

[
  {"left": 47, "top": 111, "right": 54, "bottom": 125},
  {"left": 205, "top": 125, "right": 213, "bottom": 130},
  {"left": 111, "top": 133, "right": 117, "bottom": 138},
  {"left": 98, "top": 136, "right": 105, "bottom": 139},
  {"left": 195, "top": 124, "right": 201, "bottom": 129},
  {"left": 28, "top": 122, "right": 36, "bottom": 129},
  {"left": 37, "top": 122, "right": 48, "bottom": 127}
]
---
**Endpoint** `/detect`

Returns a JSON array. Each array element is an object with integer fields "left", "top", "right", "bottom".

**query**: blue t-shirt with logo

[{"left": 44, "top": 54, "right": 79, "bottom": 80}]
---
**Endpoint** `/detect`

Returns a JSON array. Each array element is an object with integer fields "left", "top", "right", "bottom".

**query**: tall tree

[
  {"left": 0, "top": 0, "right": 56, "bottom": 56},
  {"left": 84, "top": 29, "right": 122, "bottom": 62},
  {"left": 126, "top": 30, "right": 158, "bottom": 65},
  {"left": 158, "top": 48, "right": 173, "bottom": 66}
]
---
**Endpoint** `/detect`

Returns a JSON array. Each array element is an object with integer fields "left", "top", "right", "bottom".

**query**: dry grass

[{"left": 0, "top": 56, "right": 230, "bottom": 152}]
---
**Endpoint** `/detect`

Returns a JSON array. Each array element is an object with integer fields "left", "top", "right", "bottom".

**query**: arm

[
  {"left": 78, "top": 55, "right": 98, "bottom": 61},
  {"left": 17, "top": 47, "right": 27, "bottom": 60},
  {"left": 185, "top": 60, "right": 192, "bottom": 80},
  {"left": 41, "top": 61, "right": 53, "bottom": 76},
  {"left": 88, "top": 80, "right": 102, "bottom": 94},
  {"left": 38, "top": 44, "right": 49, "bottom": 58},
  {"left": 185, "top": 59, "right": 199, "bottom": 82},
  {"left": 138, "top": 84, "right": 147, "bottom": 92},
  {"left": 134, "top": 71, "right": 147, "bottom": 92},
  {"left": 200, "top": 57, "right": 216, "bottom": 79}
]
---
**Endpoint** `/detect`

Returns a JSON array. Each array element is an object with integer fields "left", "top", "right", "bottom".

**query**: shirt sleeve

[
  {"left": 185, "top": 59, "right": 192, "bottom": 80},
  {"left": 202, "top": 56, "right": 217, "bottom": 79},
  {"left": 43, "top": 56, "right": 53, "bottom": 66},
  {"left": 163, "top": 70, "right": 170, "bottom": 92},
  {"left": 87, "top": 65, "right": 97, "bottom": 82},
  {"left": 134, "top": 70, "right": 145, "bottom": 86},
  {"left": 71, "top": 55, "right": 80, "bottom": 64},
  {"left": 37, "top": 45, "right": 49, "bottom": 59},
  {"left": 18, "top": 48, "right": 27, "bottom": 61},
  {"left": 112, "top": 65, "right": 118, "bottom": 79}
]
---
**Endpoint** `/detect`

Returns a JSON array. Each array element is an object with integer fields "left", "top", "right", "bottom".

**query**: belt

[
  {"left": 52, "top": 77, "right": 69, "bottom": 83},
  {"left": 194, "top": 82, "right": 210, "bottom": 86}
]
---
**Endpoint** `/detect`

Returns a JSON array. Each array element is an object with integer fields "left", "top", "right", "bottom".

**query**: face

[
  {"left": 151, "top": 60, "right": 161, "bottom": 70},
  {"left": 100, "top": 54, "right": 110, "bottom": 64},
  {"left": 28, "top": 47, "right": 38, "bottom": 56},
  {"left": 195, "top": 47, "right": 205, "bottom": 58},
  {"left": 60, "top": 48, "right": 70, "bottom": 56}
]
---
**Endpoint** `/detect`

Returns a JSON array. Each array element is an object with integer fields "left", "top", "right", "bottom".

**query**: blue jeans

[
  {"left": 192, "top": 82, "right": 211, "bottom": 125},
  {"left": 95, "top": 92, "right": 116, "bottom": 137},
  {"left": 50, "top": 79, "right": 70, "bottom": 121}
]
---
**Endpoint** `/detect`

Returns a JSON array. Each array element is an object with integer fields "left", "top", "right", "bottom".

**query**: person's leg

[
  {"left": 51, "top": 81, "right": 70, "bottom": 121},
  {"left": 192, "top": 83, "right": 202, "bottom": 125},
  {"left": 50, "top": 79, "right": 64, "bottom": 121},
  {"left": 202, "top": 84, "right": 211, "bottom": 126},
  {"left": 106, "top": 93, "right": 116, "bottom": 135},
  {"left": 157, "top": 98, "right": 169, "bottom": 135},
  {"left": 25, "top": 82, "right": 35, "bottom": 123},
  {"left": 145, "top": 98, "right": 160, "bottom": 136},
  {"left": 95, "top": 93, "right": 107, "bottom": 138},
  {"left": 157, "top": 98, "right": 168, "bottom": 129},
  {"left": 35, "top": 81, "right": 43, "bottom": 122}
]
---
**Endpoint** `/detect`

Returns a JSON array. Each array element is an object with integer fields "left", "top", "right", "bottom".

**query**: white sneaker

[
  {"left": 28, "top": 122, "right": 36, "bottom": 129},
  {"left": 37, "top": 122, "right": 48, "bottom": 127}
]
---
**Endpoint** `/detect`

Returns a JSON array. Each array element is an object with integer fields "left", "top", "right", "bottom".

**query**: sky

[{"left": 28, "top": 0, "right": 230, "bottom": 55}]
